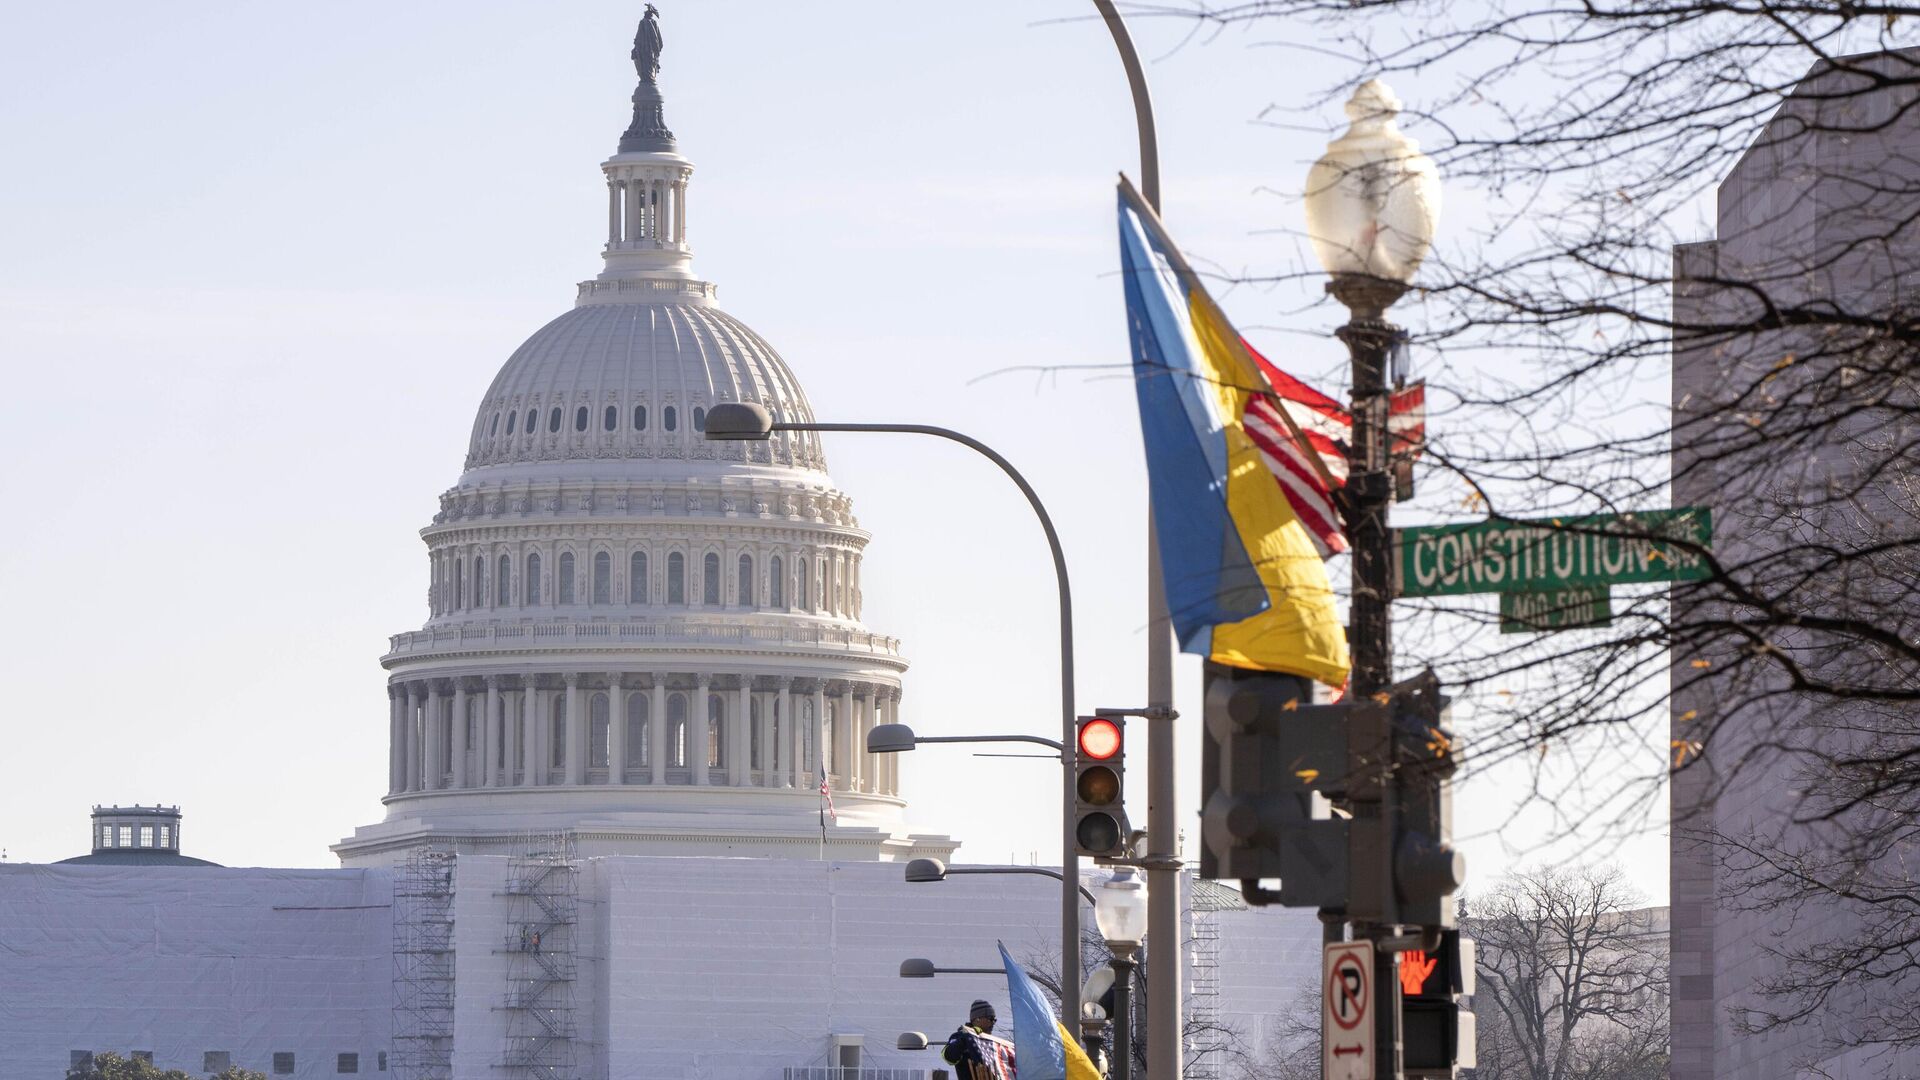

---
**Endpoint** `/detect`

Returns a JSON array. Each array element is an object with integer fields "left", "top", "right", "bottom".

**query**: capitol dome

[
  {"left": 335, "top": 14, "right": 952, "bottom": 868},
  {"left": 462, "top": 299, "right": 828, "bottom": 477}
]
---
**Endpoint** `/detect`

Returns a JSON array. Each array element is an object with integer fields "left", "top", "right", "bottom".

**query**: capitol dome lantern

[{"left": 336, "top": 8, "right": 952, "bottom": 867}]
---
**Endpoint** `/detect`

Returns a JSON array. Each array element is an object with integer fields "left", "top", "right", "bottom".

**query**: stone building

[{"left": 1670, "top": 47, "right": 1920, "bottom": 1080}]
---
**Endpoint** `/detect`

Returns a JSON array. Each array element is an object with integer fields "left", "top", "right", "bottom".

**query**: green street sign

[
  {"left": 1395, "top": 507, "right": 1713, "bottom": 598},
  {"left": 1499, "top": 586, "right": 1612, "bottom": 633}
]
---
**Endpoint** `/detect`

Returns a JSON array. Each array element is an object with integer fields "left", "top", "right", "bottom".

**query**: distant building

[
  {"left": 57, "top": 805, "right": 218, "bottom": 868},
  {"left": 1671, "top": 47, "right": 1920, "bottom": 1080},
  {"left": 0, "top": 13, "right": 1325, "bottom": 1080}
]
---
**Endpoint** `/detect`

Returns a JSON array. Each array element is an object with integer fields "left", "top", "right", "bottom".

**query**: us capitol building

[
  {"left": 0, "top": 13, "right": 1315, "bottom": 1079},
  {"left": 332, "top": 5, "right": 942, "bottom": 869}
]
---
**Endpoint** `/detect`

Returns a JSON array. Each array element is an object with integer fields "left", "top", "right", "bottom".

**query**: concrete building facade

[{"left": 1670, "top": 47, "right": 1920, "bottom": 1080}]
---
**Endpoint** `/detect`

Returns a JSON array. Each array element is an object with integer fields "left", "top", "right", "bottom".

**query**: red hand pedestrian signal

[{"left": 1400, "top": 950, "right": 1438, "bottom": 996}]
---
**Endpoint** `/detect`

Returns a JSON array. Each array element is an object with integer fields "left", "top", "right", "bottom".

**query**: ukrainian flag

[
  {"left": 1118, "top": 180, "right": 1351, "bottom": 688},
  {"left": 998, "top": 942, "right": 1101, "bottom": 1080}
]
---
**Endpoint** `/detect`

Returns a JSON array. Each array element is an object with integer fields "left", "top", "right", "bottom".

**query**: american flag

[
  {"left": 975, "top": 1031, "right": 1017, "bottom": 1080},
  {"left": 818, "top": 772, "right": 836, "bottom": 821},
  {"left": 1240, "top": 338, "right": 1427, "bottom": 558}
]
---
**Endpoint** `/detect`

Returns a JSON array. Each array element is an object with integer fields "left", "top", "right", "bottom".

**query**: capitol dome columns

[
  {"left": 483, "top": 677, "right": 502, "bottom": 788},
  {"left": 608, "top": 673, "right": 627, "bottom": 786}
]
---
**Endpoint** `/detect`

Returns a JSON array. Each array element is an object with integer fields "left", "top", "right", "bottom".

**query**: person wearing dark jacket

[{"left": 943, "top": 999, "right": 1016, "bottom": 1080}]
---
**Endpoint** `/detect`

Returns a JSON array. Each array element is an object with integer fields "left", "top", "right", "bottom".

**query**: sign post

[{"left": 1324, "top": 940, "right": 1376, "bottom": 1080}]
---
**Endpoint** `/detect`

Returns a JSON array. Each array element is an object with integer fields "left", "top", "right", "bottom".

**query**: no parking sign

[{"left": 1322, "top": 941, "right": 1375, "bottom": 1079}]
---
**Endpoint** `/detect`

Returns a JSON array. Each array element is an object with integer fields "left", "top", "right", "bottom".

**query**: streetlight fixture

[
  {"left": 896, "top": 1032, "right": 930, "bottom": 1052},
  {"left": 707, "top": 402, "right": 1088, "bottom": 1035},
  {"left": 898, "top": 958, "right": 1002, "bottom": 979},
  {"left": 1091, "top": 867, "right": 1149, "bottom": 1080},
  {"left": 1306, "top": 76, "right": 1442, "bottom": 1080},
  {"left": 903, "top": 857, "right": 1097, "bottom": 907},
  {"left": 1303, "top": 75, "right": 1441, "bottom": 710}
]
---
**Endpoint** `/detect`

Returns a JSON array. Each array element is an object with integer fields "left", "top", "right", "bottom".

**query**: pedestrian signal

[
  {"left": 1402, "top": 929, "right": 1476, "bottom": 1077},
  {"left": 1073, "top": 717, "right": 1132, "bottom": 858}
]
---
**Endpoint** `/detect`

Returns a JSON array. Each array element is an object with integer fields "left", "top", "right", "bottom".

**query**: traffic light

[
  {"left": 1389, "top": 671, "right": 1464, "bottom": 930},
  {"left": 1400, "top": 929, "right": 1476, "bottom": 1076},
  {"left": 1073, "top": 716, "right": 1133, "bottom": 859},
  {"left": 1199, "top": 663, "right": 1349, "bottom": 906},
  {"left": 1342, "top": 671, "right": 1465, "bottom": 929}
]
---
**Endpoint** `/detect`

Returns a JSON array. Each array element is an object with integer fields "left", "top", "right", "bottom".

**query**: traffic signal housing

[
  {"left": 1073, "top": 716, "right": 1133, "bottom": 859},
  {"left": 1401, "top": 929, "right": 1476, "bottom": 1077},
  {"left": 1199, "top": 664, "right": 1350, "bottom": 907},
  {"left": 1389, "top": 672, "right": 1465, "bottom": 930}
]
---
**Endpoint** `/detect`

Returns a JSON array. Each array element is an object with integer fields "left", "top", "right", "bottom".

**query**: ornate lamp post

[
  {"left": 1305, "top": 79, "right": 1442, "bottom": 1080},
  {"left": 1303, "top": 78, "right": 1442, "bottom": 700},
  {"left": 1092, "top": 867, "right": 1149, "bottom": 1080}
]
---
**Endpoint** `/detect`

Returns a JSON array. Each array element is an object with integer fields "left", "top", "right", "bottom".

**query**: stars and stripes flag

[
  {"left": 1241, "top": 338, "right": 1428, "bottom": 559},
  {"left": 818, "top": 772, "right": 836, "bottom": 821}
]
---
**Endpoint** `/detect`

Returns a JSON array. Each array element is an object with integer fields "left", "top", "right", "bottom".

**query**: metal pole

[
  {"left": 776, "top": 420, "right": 1083, "bottom": 1038},
  {"left": 1329, "top": 276, "right": 1410, "bottom": 1080},
  {"left": 1111, "top": 945, "right": 1137, "bottom": 1080},
  {"left": 1090, "top": 7, "right": 1181, "bottom": 1080}
]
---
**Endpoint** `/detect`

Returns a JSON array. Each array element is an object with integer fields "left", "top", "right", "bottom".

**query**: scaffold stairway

[
  {"left": 393, "top": 846, "right": 457, "bottom": 1080},
  {"left": 496, "top": 833, "right": 580, "bottom": 1079}
]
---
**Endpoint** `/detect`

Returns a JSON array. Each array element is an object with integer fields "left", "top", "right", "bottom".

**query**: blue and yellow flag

[
  {"left": 1118, "top": 180, "right": 1351, "bottom": 687},
  {"left": 997, "top": 942, "right": 1101, "bottom": 1080}
]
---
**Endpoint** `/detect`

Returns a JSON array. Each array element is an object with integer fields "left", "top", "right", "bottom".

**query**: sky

[{"left": 0, "top": 2, "right": 1670, "bottom": 902}]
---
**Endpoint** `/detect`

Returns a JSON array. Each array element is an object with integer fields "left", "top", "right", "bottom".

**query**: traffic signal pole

[
  {"left": 1330, "top": 274, "right": 1412, "bottom": 1080},
  {"left": 1091, "top": 6, "right": 1183, "bottom": 1080}
]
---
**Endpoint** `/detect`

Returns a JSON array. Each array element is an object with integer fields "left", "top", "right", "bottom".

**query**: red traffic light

[{"left": 1078, "top": 718, "right": 1122, "bottom": 760}]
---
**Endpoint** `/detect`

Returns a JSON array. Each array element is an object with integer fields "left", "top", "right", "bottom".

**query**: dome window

[
  {"left": 525, "top": 409, "right": 537, "bottom": 435},
  {"left": 664, "top": 406, "right": 678, "bottom": 432},
  {"left": 548, "top": 407, "right": 562, "bottom": 433},
  {"left": 693, "top": 407, "right": 707, "bottom": 433},
  {"left": 667, "top": 552, "right": 685, "bottom": 605},
  {"left": 526, "top": 553, "right": 542, "bottom": 605},
  {"left": 702, "top": 553, "right": 721, "bottom": 605},
  {"left": 559, "top": 551, "right": 577, "bottom": 604},
  {"left": 574, "top": 406, "right": 589, "bottom": 432},
  {"left": 633, "top": 405, "right": 648, "bottom": 431},
  {"left": 629, "top": 551, "right": 648, "bottom": 603},
  {"left": 507, "top": 411, "right": 517, "bottom": 435},
  {"left": 604, "top": 405, "right": 618, "bottom": 432},
  {"left": 496, "top": 554, "right": 511, "bottom": 606},
  {"left": 592, "top": 551, "right": 611, "bottom": 604},
  {"left": 490, "top": 413, "right": 500, "bottom": 436}
]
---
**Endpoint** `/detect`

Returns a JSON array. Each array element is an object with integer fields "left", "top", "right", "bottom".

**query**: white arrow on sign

[{"left": 1323, "top": 940, "right": 1375, "bottom": 1080}]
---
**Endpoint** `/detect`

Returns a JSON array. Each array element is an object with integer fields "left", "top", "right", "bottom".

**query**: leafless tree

[
  {"left": 1112, "top": 2, "right": 1920, "bottom": 1062},
  {"left": 1020, "top": 923, "right": 1256, "bottom": 1078},
  {"left": 1467, "top": 864, "right": 1668, "bottom": 1080}
]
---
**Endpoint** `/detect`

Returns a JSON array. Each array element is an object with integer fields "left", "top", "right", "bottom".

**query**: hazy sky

[{"left": 0, "top": 2, "right": 1670, "bottom": 901}]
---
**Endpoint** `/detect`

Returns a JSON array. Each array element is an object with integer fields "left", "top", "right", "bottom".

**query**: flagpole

[{"left": 1094, "top": 7, "right": 1182, "bottom": 1080}]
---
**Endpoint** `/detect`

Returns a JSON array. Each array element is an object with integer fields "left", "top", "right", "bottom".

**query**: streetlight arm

[
  {"left": 913, "top": 734, "right": 1065, "bottom": 753},
  {"left": 771, "top": 417, "right": 1084, "bottom": 1027},
  {"left": 945, "top": 866, "right": 1099, "bottom": 907}
]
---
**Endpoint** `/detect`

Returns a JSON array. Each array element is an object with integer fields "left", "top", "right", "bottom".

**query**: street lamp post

[
  {"left": 1304, "top": 78, "right": 1442, "bottom": 1080},
  {"left": 1091, "top": 867, "right": 1149, "bottom": 1080},
  {"left": 705, "top": 403, "right": 1086, "bottom": 1037}
]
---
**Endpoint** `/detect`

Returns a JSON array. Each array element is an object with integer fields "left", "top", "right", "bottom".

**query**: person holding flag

[
  {"left": 942, "top": 999, "right": 1017, "bottom": 1080},
  {"left": 992, "top": 941, "right": 1102, "bottom": 1080}
]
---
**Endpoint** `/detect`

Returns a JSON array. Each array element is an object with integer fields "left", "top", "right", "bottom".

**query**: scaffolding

[
  {"left": 393, "top": 846, "right": 457, "bottom": 1080},
  {"left": 497, "top": 833, "right": 580, "bottom": 1078},
  {"left": 1186, "top": 876, "right": 1247, "bottom": 1080}
]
